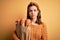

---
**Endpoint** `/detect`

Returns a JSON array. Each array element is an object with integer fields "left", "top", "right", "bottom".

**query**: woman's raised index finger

[{"left": 20, "top": 18, "right": 25, "bottom": 27}]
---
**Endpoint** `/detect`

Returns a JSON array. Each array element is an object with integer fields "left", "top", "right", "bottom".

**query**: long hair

[{"left": 27, "top": 2, "right": 42, "bottom": 25}]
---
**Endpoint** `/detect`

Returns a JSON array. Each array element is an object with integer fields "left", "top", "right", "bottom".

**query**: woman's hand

[
  {"left": 13, "top": 18, "right": 31, "bottom": 40},
  {"left": 20, "top": 18, "right": 31, "bottom": 27}
]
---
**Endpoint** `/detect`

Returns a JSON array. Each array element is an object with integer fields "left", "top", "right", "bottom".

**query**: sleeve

[
  {"left": 41, "top": 23, "right": 48, "bottom": 40},
  {"left": 13, "top": 31, "right": 20, "bottom": 40}
]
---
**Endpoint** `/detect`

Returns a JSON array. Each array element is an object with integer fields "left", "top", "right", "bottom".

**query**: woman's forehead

[{"left": 29, "top": 6, "right": 38, "bottom": 10}]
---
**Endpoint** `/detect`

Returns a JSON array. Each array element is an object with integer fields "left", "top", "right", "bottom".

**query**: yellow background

[{"left": 0, "top": 0, "right": 60, "bottom": 40}]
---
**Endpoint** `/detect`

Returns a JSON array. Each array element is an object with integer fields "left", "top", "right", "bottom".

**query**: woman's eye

[
  {"left": 34, "top": 10, "right": 36, "bottom": 12},
  {"left": 29, "top": 10, "right": 32, "bottom": 12}
]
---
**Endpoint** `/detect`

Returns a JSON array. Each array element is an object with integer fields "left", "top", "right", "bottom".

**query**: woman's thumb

[{"left": 25, "top": 19, "right": 31, "bottom": 27}]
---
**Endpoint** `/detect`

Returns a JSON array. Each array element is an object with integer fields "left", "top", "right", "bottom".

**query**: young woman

[{"left": 13, "top": 2, "right": 48, "bottom": 40}]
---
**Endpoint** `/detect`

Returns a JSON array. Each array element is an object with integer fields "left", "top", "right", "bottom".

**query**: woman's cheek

[{"left": 29, "top": 13, "right": 32, "bottom": 17}]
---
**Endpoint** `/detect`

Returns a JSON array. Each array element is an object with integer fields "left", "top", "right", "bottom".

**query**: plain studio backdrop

[{"left": 0, "top": 0, "right": 60, "bottom": 40}]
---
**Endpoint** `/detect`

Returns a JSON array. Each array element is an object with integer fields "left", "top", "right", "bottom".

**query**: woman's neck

[{"left": 31, "top": 18, "right": 37, "bottom": 24}]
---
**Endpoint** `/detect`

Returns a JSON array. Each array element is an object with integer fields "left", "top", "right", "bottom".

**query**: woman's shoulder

[{"left": 39, "top": 22, "right": 46, "bottom": 28}]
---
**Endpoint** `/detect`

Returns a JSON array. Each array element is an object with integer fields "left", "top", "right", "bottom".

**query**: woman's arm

[
  {"left": 13, "top": 31, "right": 20, "bottom": 40},
  {"left": 41, "top": 23, "right": 48, "bottom": 40}
]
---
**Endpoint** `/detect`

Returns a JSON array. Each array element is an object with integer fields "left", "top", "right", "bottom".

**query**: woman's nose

[{"left": 32, "top": 11, "right": 34, "bottom": 15}]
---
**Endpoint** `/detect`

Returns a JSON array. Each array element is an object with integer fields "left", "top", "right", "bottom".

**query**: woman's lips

[{"left": 32, "top": 15, "right": 35, "bottom": 17}]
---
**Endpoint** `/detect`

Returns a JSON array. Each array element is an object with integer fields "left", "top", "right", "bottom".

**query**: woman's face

[{"left": 29, "top": 6, "right": 39, "bottom": 19}]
